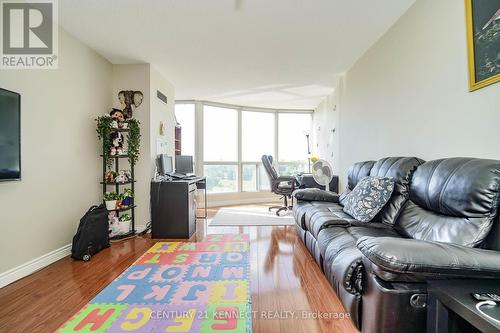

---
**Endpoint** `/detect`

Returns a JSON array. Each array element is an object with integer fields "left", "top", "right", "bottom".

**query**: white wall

[
  {"left": 111, "top": 64, "right": 151, "bottom": 231},
  {"left": 0, "top": 28, "right": 113, "bottom": 274},
  {"left": 322, "top": 0, "right": 500, "bottom": 188},
  {"left": 150, "top": 65, "right": 175, "bottom": 160},
  {"left": 0, "top": 36, "right": 176, "bottom": 284},
  {"left": 111, "top": 64, "right": 176, "bottom": 231},
  {"left": 312, "top": 79, "right": 341, "bottom": 176}
]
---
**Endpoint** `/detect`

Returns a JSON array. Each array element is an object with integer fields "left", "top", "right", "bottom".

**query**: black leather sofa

[{"left": 293, "top": 156, "right": 500, "bottom": 333}]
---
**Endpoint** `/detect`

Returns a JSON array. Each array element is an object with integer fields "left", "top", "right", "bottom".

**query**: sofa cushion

[
  {"left": 306, "top": 209, "right": 356, "bottom": 239},
  {"left": 396, "top": 201, "right": 494, "bottom": 247},
  {"left": 318, "top": 224, "right": 402, "bottom": 294},
  {"left": 304, "top": 231, "right": 322, "bottom": 266},
  {"left": 294, "top": 201, "right": 345, "bottom": 230},
  {"left": 318, "top": 224, "right": 402, "bottom": 260},
  {"left": 293, "top": 200, "right": 313, "bottom": 229},
  {"left": 369, "top": 157, "right": 424, "bottom": 225},
  {"left": 339, "top": 161, "right": 376, "bottom": 205},
  {"left": 347, "top": 161, "right": 376, "bottom": 191},
  {"left": 358, "top": 236, "right": 500, "bottom": 281},
  {"left": 342, "top": 176, "right": 395, "bottom": 222},
  {"left": 410, "top": 158, "right": 500, "bottom": 218},
  {"left": 396, "top": 158, "right": 500, "bottom": 246},
  {"left": 293, "top": 188, "right": 339, "bottom": 202},
  {"left": 303, "top": 202, "right": 344, "bottom": 228}
]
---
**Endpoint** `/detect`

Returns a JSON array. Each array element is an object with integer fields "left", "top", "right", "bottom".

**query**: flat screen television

[{"left": 0, "top": 88, "right": 21, "bottom": 181}]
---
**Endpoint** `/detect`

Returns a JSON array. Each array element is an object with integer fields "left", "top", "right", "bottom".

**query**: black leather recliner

[{"left": 293, "top": 157, "right": 500, "bottom": 333}]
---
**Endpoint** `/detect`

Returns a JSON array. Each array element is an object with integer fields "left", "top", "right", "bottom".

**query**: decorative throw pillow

[{"left": 342, "top": 176, "right": 395, "bottom": 222}]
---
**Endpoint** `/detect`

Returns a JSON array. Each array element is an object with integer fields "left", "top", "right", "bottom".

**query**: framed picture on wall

[{"left": 465, "top": 0, "right": 500, "bottom": 91}]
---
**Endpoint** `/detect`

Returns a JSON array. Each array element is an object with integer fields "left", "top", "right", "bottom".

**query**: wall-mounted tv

[{"left": 0, "top": 88, "right": 21, "bottom": 181}]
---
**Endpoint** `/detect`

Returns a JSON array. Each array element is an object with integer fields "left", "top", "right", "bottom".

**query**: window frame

[{"left": 175, "top": 100, "right": 313, "bottom": 194}]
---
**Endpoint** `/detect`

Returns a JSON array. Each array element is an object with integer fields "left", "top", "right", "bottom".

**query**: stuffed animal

[
  {"left": 110, "top": 108, "right": 126, "bottom": 129},
  {"left": 104, "top": 171, "right": 116, "bottom": 183},
  {"left": 110, "top": 132, "right": 124, "bottom": 156},
  {"left": 108, "top": 212, "right": 121, "bottom": 237},
  {"left": 115, "top": 170, "right": 129, "bottom": 183}
]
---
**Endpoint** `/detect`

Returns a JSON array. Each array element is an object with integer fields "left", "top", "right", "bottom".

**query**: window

[
  {"left": 240, "top": 111, "right": 275, "bottom": 192},
  {"left": 204, "top": 106, "right": 238, "bottom": 162},
  {"left": 204, "top": 165, "right": 238, "bottom": 193},
  {"left": 174, "top": 104, "right": 195, "bottom": 157},
  {"left": 278, "top": 113, "right": 312, "bottom": 174},
  {"left": 203, "top": 105, "right": 238, "bottom": 193},
  {"left": 242, "top": 164, "right": 257, "bottom": 192},
  {"left": 176, "top": 101, "right": 312, "bottom": 194},
  {"left": 242, "top": 111, "right": 275, "bottom": 162},
  {"left": 258, "top": 163, "right": 271, "bottom": 191}
]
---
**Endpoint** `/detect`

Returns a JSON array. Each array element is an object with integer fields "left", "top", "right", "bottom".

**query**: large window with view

[
  {"left": 174, "top": 101, "right": 312, "bottom": 195},
  {"left": 278, "top": 113, "right": 312, "bottom": 175},
  {"left": 241, "top": 111, "right": 275, "bottom": 192},
  {"left": 203, "top": 105, "right": 238, "bottom": 193}
]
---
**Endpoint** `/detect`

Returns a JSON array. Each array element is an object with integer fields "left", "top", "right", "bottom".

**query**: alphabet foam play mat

[{"left": 57, "top": 234, "right": 251, "bottom": 333}]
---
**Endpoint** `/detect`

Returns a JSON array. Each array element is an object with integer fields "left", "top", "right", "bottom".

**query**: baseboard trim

[{"left": 0, "top": 243, "right": 71, "bottom": 288}]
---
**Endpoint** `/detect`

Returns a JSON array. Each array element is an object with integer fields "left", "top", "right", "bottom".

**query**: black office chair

[{"left": 261, "top": 155, "right": 297, "bottom": 216}]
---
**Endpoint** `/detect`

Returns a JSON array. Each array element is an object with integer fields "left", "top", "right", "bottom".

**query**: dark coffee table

[
  {"left": 295, "top": 173, "right": 339, "bottom": 193},
  {"left": 427, "top": 279, "right": 500, "bottom": 333}
]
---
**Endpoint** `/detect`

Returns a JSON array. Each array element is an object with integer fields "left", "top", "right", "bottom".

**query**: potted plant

[
  {"left": 121, "top": 189, "right": 134, "bottom": 206},
  {"left": 103, "top": 192, "right": 119, "bottom": 210},
  {"left": 118, "top": 214, "right": 132, "bottom": 233}
]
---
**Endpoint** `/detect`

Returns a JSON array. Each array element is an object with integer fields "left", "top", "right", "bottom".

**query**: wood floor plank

[{"left": 0, "top": 205, "right": 359, "bottom": 333}]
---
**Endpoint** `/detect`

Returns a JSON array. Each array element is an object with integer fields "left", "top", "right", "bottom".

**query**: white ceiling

[{"left": 59, "top": 0, "right": 415, "bottom": 109}]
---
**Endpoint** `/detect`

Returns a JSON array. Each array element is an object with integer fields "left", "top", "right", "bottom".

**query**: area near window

[{"left": 175, "top": 101, "right": 312, "bottom": 194}]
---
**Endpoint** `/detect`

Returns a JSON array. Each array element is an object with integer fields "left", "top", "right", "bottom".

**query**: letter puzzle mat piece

[{"left": 56, "top": 234, "right": 251, "bottom": 333}]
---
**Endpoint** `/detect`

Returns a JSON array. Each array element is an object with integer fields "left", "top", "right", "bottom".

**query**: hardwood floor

[{"left": 0, "top": 205, "right": 359, "bottom": 333}]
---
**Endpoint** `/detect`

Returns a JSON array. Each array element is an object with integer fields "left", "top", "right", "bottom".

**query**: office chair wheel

[
  {"left": 269, "top": 205, "right": 283, "bottom": 212},
  {"left": 276, "top": 206, "right": 289, "bottom": 216}
]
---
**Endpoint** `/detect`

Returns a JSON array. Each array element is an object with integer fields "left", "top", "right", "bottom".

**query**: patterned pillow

[{"left": 342, "top": 176, "right": 395, "bottom": 222}]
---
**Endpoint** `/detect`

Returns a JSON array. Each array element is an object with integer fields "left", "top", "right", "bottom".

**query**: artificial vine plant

[
  {"left": 126, "top": 118, "right": 141, "bottom": 166},
  {"left": 95, "top": 115, "right": 141, "bottom": 168},
  {"left": 95, "top": 115, "right": 114, "bottom": 168}
]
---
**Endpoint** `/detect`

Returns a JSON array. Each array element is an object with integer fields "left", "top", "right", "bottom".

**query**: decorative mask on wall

[{"left": 117, "top": 90, "right": 144, "bottom": 119}]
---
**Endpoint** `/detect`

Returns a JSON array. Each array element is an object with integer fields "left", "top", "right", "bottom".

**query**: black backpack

[{"left": 71, "top": 204, "right": 110, "bottom": 261}]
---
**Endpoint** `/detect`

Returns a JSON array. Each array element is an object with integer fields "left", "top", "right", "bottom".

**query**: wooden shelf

[
  {"left": 100, "top": 181, "right": 136, "bottom": 185},
  {"left": 106, "top": 205, "right": 136, "bottom": 213},
  {"left": 110, "top": 230, "right": 136, "bottom": 241},
  {"left": 111, "top": 128, "right": 129, "bottom": 132},
  {"left": 100, "top": 154, "right": 130, "bottom": 158}
]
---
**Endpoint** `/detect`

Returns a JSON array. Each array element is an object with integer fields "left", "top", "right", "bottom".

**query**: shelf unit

[
  {"left": 101, "top": 129, "right": 136, "bottom": 240},
  {"left": 175, "top": 125, "right": 181, "bottom": 155}
]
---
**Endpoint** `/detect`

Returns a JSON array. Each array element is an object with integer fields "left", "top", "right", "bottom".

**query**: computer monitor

[
  {"left": 175, "top": 155, "right": 194, "bottom": 174},
  {"left": 157, "top": 154, "right": 173, "bottom": 175}
]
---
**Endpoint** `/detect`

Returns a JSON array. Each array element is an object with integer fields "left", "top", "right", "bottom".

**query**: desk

[
  {"left": 150, "top": 176, "right": 207, "bottom": 239},
  {"left": 427, "top": 279, "right": 500, "bottom": 333},
  {"left": 295, "top": 173, "right": 339, "bottom": 193}
]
